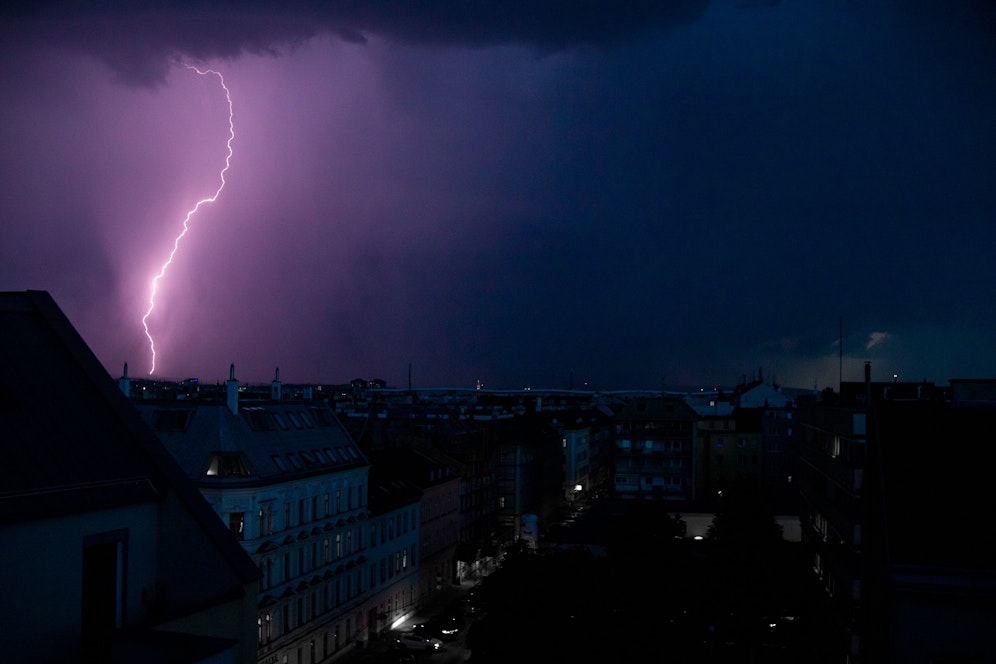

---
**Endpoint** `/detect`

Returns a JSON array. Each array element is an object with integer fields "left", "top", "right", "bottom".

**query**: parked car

[
  {"left": 413, "top": 611, "right": 465, "bottom": 641},
  {"left": 395, "top": 632, "right": 443, "bottom": 652}
]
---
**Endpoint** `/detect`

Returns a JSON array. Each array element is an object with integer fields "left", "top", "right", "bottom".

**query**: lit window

[
  {"left": 207, "top": 453, "right": 251, "bottom": 477},
  {"left": 229, "top": 512, "right": 245, "bottom": 540}
]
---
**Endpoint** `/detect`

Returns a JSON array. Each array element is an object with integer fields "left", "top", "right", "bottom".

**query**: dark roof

[
  {"left": 367, "top": 448, "right": 456, "bottom": 490},
  {"left": 0, "top": 290, "right": 258, "bottom": 582},
  {"left": 135, "top": 399, "right": 367, "bottom": 486},
  {"left": 615, "top": 395, "right": 698, "bottom": 421},
  {"left": 1, "top": 291, "right": 170, "bottom": 521},
  {"left": 366, "top": 461, "right": 423, "bottom": 513}
]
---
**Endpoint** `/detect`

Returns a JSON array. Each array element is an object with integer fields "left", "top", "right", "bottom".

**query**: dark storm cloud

[
  {"left": 4, "top": 0, "right": 996, "bottom": 390},
  {"left": 3, "top": 0, "right": 708, "bottom": 87}
]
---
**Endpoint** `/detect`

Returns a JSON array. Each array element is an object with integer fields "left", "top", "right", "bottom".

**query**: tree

[{"left": 706, "top": 482, "right": 783, "bottom": 548}]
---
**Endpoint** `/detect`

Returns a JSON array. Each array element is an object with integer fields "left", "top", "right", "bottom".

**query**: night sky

[{"left": 2, "top": 1, "right": 995, "bottom": 390}]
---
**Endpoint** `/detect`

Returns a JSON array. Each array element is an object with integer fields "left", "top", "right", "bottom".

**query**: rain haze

[{"left": 2, "top": 0, "right": 994, "bottom": 390}]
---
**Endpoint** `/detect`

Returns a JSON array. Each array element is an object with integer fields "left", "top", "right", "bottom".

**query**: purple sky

[{"left": 2, "top": 1, "right": 995, "bottom": 390}]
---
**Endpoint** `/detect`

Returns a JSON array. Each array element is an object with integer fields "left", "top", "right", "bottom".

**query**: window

[
  {"left": 258, "top": 613, "right": 272, "bottom": 644},
  {"left": 206, "top": 452, "right": 251, "bottom": 477},
  {"left": 310, "top": 407, "right": 332, "bottom": 427},
  {"left": 82, "top": 529, "right": 127, "bottom": 660},
  {"left": 229, "top": 512, "right": 244, "bottom": 540},
  {"left": 324, "top": 493, "right": 330, "bottom": 517}
]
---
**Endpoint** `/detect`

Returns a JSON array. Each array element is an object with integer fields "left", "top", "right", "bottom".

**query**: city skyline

[{"left": 3, "top": 1, "right": 995, "bottom": 391}]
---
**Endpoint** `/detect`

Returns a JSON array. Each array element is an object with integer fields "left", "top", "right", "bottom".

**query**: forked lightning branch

[{"left": 141, "top": 63, "right": 235, "bottom": 375}]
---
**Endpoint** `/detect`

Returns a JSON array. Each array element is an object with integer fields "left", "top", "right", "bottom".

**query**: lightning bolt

[{"left": 141, "top": 63, "right": 234, "bottom": 375}]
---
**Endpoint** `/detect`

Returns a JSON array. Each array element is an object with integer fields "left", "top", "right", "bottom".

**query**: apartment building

[
  {"left": 798, "top": 366, "right": 996, "bottom": 662},
  {"left": 1, "top": 290, "right": 259, "bottom": 663},
  {"left": 367, "top": 448, "right": 460, "bottom": 608},
  {"left": 133, "top": 367, "right": 386, "bottom": 664},
  {"left": 613, "top": 395, "right": 698, "bottom": 501}
]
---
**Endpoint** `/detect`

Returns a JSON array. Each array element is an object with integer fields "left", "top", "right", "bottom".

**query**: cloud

[
  {"left": 2, "top": 0, "right": 709, "bottom": 87},
  {"left": 866, "top": 331, "right": 891, "bottom": 350}
]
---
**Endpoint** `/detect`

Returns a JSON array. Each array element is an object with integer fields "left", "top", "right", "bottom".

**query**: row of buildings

[{"left": 3, "top": 290, "right": 994, "bottom": 663}]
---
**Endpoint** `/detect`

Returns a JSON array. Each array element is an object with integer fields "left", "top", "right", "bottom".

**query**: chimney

[
  {"left": 271, "top": 367, "right": 282, "bottom": 400},
  {"left": 864, "top": 361, "right": 872, "bottom": 406},
  {"left": 303, "top": 385, "right": 313, "bottom": 400},
  {"left": 226, "top": 363, "right": 239, "bottom": 415},
  {"left": 118, "top": 362, "right": 130, "bottom": 398}
]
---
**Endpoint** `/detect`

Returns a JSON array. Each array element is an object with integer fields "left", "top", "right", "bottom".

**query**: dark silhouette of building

[
  {"left": 0, "top": 290, "right": 259, "bottom": 663},
  {"left": 798, "top": 363, "right": 996, "bottom": 663},
  {"left": 612, "top": 395, "right": 698, "bottom": 500}
]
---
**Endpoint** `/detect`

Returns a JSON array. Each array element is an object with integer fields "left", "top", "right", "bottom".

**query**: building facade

[
  {"left": 612, "top": 396, "right": 698, "bottom": 501},
  {"left": 135, "top": 367, "right": 401, "bottom": 664}
]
